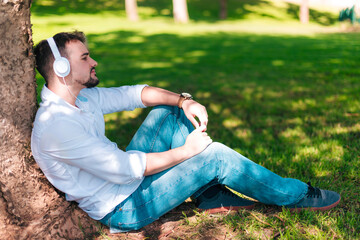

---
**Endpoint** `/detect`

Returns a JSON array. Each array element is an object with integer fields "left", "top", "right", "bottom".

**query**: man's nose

[{"left": 91, "top": 58, "right": 98, "bottom": 67}]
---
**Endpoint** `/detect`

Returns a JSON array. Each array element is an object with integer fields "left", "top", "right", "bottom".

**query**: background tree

[
  {"left": 173, "top": 0, "right": 189, "bottom": 23},
  {"left": 0, "top": 0, "right": 97, "bottom": 238},
  {"left": 125, "top": 0, "right": 139, "bottom": 21},
  {"left": 219, "top": 0, "right": 227, "bottom": 20},
  {"left": 300, "top": 0, "right": 309, "bottom": 24}
]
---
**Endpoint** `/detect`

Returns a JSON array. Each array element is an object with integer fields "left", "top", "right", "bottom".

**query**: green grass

[{"left": 31, "top": 0, "right": 360, "bottom": 239}]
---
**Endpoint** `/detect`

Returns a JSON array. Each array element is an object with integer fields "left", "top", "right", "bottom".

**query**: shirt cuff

[
  {"left": 126, "top": 150, "right": 147, "bottom": 179},
  {"left": 137, "top": 84, "right": 149, "bottom": 108}
]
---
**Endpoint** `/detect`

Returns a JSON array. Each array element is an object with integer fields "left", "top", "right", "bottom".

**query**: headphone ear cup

[{"left": 53, "top": 57, "right": 70, "bottom": 77}]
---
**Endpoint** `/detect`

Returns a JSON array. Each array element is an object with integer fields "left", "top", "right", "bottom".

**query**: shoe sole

[
  {"left": 198, "top": 204, "right": 256, "bottom": 214},
  {"left": 288, "top": 197, "right": 341, "bottom": 212}
]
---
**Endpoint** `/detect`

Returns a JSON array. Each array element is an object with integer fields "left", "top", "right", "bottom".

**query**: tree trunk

[
  {"left": 219, "top": 0, "right": 227, "bottom": 20},
  {"left": 172, "top": 0, "right": 189, "bottom": 23},
  {"left": 0, "top": 0, "right": 97, "bottom": 238},
  {"left": 125, "top": 0, "right": 139, "bottom": 21},
  {"left": 299, "top": 0, "right": 309, "bottom": 24}
]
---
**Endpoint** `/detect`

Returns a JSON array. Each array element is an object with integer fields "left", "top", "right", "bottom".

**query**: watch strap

[
  {"left": 177, "top": 96, "right": 186, "bottom": 109},
  {"left": 177, "top": 93, "right": 192, "bottom": 109}
]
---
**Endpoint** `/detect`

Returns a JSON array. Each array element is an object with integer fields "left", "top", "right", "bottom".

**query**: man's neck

[{"left": 47, "top": 81, "right": 82, "bottom": 107}]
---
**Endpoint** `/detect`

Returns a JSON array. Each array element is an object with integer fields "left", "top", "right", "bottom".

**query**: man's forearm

[
  {"left": 141, "top": 85, "right": 208, "bottom": 131},
  {"left": 141, "top": 86, "right": 180, "bottom": 107},
  {"left": 143, "top": 126, "right": 212, "bottom": 176},
  {"left": 143, "top": 146, "right": 192, "bottom": 176}
]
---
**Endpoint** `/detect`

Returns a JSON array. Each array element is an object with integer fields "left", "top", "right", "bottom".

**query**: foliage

[{"left": 31, "top": 0, "right": 359, "bottom": 239}]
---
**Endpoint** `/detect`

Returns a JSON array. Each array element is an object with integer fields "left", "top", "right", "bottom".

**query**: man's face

[{"left": 66, "top": 40, "right": 99, "bottom": 88}]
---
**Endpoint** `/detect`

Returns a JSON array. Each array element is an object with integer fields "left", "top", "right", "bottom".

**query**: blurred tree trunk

[
  {"left": 219, "top": 0, "right": 227, "bottom": 19},
  {"left": 125, "top": 0, "right": 139, "bottom": 21},
  {"left": 0, "top": 0, "right": 97, "bottom": 238},
  {"left": 173, "top": 0, "right": 189, "bottom": 23},
  {"left": 300, "top": 0, "right": 309, "bottom": 24}
]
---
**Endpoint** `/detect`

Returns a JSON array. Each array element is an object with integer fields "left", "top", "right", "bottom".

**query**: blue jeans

[{"left": 100, "top": 106, "right": 307, "bottom": 232}]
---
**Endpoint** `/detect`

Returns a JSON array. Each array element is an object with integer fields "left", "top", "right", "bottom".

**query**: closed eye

[{"left": 81, "top": 52, "right": 89, "bottom": 60}]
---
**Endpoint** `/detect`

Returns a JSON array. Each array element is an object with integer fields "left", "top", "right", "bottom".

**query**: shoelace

[{"left": 306, "top": 182, "right": 322, "bottom": 198}]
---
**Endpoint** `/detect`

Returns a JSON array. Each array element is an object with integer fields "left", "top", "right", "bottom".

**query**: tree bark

[
  {"left": 172, "top": 0, "right": 189, "bottom": 23},
  {"left": 125, "top": 0, "right": 139, "bottom": 21},
  {"left": 299, "top": 0, "right": 309, "bottom": 24},
  {"left": 0, "top": 0, "right": 97, "bottom": 238},
  {"left": 219, "top": 0, "right": 227, "bottom": 20}
]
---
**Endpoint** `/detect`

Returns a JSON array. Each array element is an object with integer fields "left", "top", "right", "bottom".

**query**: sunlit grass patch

[
  {"left": 279, "top": 126, "right": 311, "bottom": 145},
  {"left": 327, "top": 123, "right": 360, "bottom": 135},
  {"left": 296, "top": 146, "right": 320, "bottom": 159},
  {"left": 318, "top": 140, "right": 345, "bottom": 161}
]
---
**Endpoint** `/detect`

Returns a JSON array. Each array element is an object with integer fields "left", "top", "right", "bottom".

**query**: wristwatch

[{"left": 177, "top": 92, "right": 193, "bottom": 109}]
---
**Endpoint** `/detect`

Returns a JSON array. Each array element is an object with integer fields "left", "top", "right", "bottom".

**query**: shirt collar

[{"left": 41, "top": 85, "right": 90, "bottom": 112}]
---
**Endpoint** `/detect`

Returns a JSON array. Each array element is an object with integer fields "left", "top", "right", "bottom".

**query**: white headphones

[{"left": 47, "top": 37, "right": 70, "bottom": 77}]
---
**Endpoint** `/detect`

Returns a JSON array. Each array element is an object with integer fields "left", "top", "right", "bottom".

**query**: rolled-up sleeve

[
  {"left": 80, "top": 85, "right": 148, "bottom": 114},
  {"left": 40, "top": 119, "right": 147, "bottom": 184}
]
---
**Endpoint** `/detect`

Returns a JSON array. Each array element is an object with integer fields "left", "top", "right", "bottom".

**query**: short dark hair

[{"left": 33, "top": 31, "right": 86, "bottom": 83}]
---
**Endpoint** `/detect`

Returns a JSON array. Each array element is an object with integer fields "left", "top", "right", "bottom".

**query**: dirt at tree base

[
  {"left": 95, "top": 202, "right": 235, "bottom": 240},
  {"left": 93, "top": 202, "right": 286, "bottom": 240},
  {"left": 94, "top": 202, "right": 245, "bottom": 240}
]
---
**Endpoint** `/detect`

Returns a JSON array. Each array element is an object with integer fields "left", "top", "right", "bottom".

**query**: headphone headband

[{"left": 47, "top": 37, "right": 62, "bottom": 60}]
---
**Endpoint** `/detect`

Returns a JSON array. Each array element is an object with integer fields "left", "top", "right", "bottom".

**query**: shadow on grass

[
  {"left": 36, "top": 30, "right": 359, "bottom": 175},
  {"left": 35, "top": 29, "right": 360, "bottom": 238},
  {"left": 86, "top": 30, "right": 360, "bottom": 179},
  {"left": 31, "top": 0, "right": 337, "bottom": 25},
  {"left": 84, "top": 32, "right": 360, "bottom": 237}
]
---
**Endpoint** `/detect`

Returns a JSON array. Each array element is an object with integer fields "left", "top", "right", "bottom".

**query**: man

[{"left": 31, "top": 31, "right": 340, "bottom": 233}]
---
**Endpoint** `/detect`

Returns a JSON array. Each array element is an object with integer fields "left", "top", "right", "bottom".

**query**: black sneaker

[
  {"left": 285, "top": 182, "right": 341, "bottom": 211},
  {"left": 196, "top": 185, "right": 255, "bottom": 214}
]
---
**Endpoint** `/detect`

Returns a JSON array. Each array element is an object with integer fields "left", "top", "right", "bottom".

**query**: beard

[
  {"left": 82, "top": 76, "right": 99, "bottom": 88},
  {"left": 79, "top": 67, "right": 99, "bottom": 88}
]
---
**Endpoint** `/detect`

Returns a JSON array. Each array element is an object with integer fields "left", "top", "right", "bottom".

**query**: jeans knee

[
  {"left": 201, "top": 142, "right": 241, "bottom": 170},
  {"left": 153, "top": 105, "right": 180, "bottom": 115},
  {"left": 194, "top": 142, "right": 225, "bottom": 166},
  {"left": 204, "top": 142, "right": 227, "bottom": 155}
]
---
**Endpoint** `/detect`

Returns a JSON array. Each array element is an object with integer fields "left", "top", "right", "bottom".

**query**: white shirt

[{"left": 31, "top": 85, "right": 148, "bottom": 220}]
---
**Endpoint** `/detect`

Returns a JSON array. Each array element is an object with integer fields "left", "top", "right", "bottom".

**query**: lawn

[{"left": 31, "top": 0, "right": 360, "bottom": 239}]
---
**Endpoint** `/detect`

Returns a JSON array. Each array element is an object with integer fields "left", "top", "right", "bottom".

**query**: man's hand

[
  {"left": 182, "top": 100, "right": 208, "bottom": 129},
  {"left": 183, "top": 125, "right": 212, "bottom": 157}
]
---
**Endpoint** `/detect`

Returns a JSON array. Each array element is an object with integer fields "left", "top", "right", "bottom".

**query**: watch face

[{"left": 182, "top": 92, "right": 192, "bottom": 98}]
